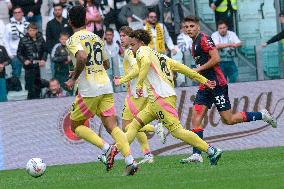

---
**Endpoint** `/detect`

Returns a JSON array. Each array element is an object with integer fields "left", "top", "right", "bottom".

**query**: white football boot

[
  {"left": 180, "top": 153, "right": 203, "bottom": 164},
  {"left": 138, "top": 153, "right": 154, "bottom": 164},
  {"left": 261, "top": 109, "right": 277, "bottom": 128},
  {"left": 154, "top": 122, "right": 167, "bottom": 144}
]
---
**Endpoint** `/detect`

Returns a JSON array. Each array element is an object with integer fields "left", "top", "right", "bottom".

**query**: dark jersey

[{"left": 192, "top": 32, "right": 227, "bottom": 87}]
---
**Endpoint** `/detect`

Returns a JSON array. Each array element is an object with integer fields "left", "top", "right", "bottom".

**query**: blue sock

[
  {"left": 192, "top": 129, "right": 203, "bottom": 154},
  {"left": 242, "top": 112, "right": 262, "bottom": 122}
]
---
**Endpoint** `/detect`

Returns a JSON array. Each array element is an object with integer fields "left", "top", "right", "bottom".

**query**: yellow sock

[
  {"left": 125, "top": 123, "right": 151, "bottom": 154},
  {"left": 75, "top": 125, "right": 104, "bottom": 148},
  {"left": 171, "top": 127, "right": 209, "bottom": 153},
  {"left": 111, "top": 127, "right": 131, "bottom": 157},
  {"left": 136, "top": 132, "right": 151, "bottom": 154},
  {"left": 125, "top": 119, "right": 142, "bottom": 144},
  {"left": 139, "top": 124, "right": 155, "bottom": 132}
]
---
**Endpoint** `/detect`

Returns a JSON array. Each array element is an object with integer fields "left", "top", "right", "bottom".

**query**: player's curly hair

[
  {"left": 129, "top": 29, "right": 151, "bottom": 45},
  {"left": 68, "top": 6, "right": 86, "bottom": 28}
]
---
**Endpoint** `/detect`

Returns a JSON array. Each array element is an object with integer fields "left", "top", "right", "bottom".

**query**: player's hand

[
  {"left": 205, "top": 80, "right": 216, "bottom": 89},
  {"left": 171, "top": 49, "right": 177, "bottom": 56},
  {"left": 113, "top": 76, "right": 121, "bottom": 86},
  {"left": 136, "top": 88, "right": 143, "bottom": 97},
  {"left": 261, "top": 43, "right": 267, "bottom": 48},
  {"left": 65, "top": 78, "right": 75, "bottom": 90},
  {"left": 24, "top": 60, "right": 31, "bottom": 65},
  {"left": 27, "top": 11, "right": 34, "bottom": 17}
]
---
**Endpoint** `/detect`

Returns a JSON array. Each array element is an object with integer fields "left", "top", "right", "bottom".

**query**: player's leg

[
  {"left": 181, "top": 104, "right": 209, "bottom": 163},
  {"left": 184, "top": 89, "right": 212, "bottom": 163},
  {"left": 124, "top": 102, "right": 157, "bottom": 145},
  {"left": 70, "top": 95, "right": 112, "bottom": 159},
  {"left": 121, "top": 103, "right": 156, "bottom": 175},
  {"left": 123, "top": 119, "right": 154, "bottom": 164},
  {"left": 214, "top": 85, "right": 277, "bottom": 128},
  {"left": 153, "top": 96, "right": 222, "bottom": 165},
  {"left": 123, "top": 97, "right": 153, "bottom": 159},
  {"left": 98, "top": 94, "right": 136, "bottom": 173}
]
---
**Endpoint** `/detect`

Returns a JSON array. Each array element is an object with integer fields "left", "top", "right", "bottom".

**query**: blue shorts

[{"left": 194, "top": 85, "right": 231, "bottom": 112}]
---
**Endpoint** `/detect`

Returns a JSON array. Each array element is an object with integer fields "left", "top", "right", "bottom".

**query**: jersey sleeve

[
  {"left": 136, "top": 47, "right": 151, "bottom": 89},
  {"left": 119, "top": 49, "right": 139, "bottom": 84},
  {"left": 201, "top": 35, "right": 216, "bottom": 53},
  {"left": 66, "top": 35, "right": 84, "bottom": 56},
  {"left": 100, "top": 41, "right": 109, "bottom": 62},
  {"left": 119, "top": 63, "right": 139, "bottom": 84},
  {"left": 168, "top": 59, "right": 208, "bottom": 84}
]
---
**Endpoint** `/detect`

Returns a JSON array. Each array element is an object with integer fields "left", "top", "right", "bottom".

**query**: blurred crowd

[
  {"left": 0, "top": 0, "right": 282, "bottom": 102},
  {"left": 0, "top": 0, "right": 187, "bottom": 101}
]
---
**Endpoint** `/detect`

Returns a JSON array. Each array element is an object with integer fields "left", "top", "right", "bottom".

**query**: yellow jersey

[
  {"left": 120, "top": 48, "right": 148, "bottom": 98},
  {"left": 135, "top": 46, "right": 208, "bottom": 101},
  {"left": 66, "top": 29, "right": 113, "bottom": 97}
]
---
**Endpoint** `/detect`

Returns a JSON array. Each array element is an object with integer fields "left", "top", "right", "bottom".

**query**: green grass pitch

[{"left": 1, "top": 146, "right": 284, "bottom": 189}]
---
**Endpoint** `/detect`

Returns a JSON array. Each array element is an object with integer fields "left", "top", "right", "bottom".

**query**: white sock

[
  {"left": 125, "top": 155, "right": 134, "bottom": 165},
  {"left": 102, "top": 143, "right": 110, "bottom": 153}
]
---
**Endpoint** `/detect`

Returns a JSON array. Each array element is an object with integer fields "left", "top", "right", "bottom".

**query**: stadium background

[
  {"left": 0, "top": 79, "right": 283, "bottom": 170},
  {"left": 0, "top": 0, "right": 283, "bottom": 181}
]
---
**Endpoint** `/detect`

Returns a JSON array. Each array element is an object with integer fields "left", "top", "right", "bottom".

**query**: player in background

[
  {"left": 65, "top": 6, "right": 137, "bottom": 176},
  {"left": 114, "top": 26, "right": 166, "bottom": 164},
  {"left": 180, "top": 16, "right": 277, "bottom": 164},
  {"left": 113, "top": 29, "right": 223, "bottom": 170}
]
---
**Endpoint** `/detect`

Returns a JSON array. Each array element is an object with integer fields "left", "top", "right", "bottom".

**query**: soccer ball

[{"left": 26, "top": 158, "right": 46, "bottom": 178}]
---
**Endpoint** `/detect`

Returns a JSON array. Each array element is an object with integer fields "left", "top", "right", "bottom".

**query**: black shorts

[{"left": 194, "top": 85, "right": 231, "bottom": 112}]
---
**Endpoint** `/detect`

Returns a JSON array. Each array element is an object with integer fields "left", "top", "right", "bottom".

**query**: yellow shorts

[
  {"left": 136, "top": 96, "right": 181, "bottom": 132},
  {"left": 122, "top": 96, "right": 148, "bottom": 120},
  {"left": 70, "top": 93, "right": 115, "bottom": 121}
]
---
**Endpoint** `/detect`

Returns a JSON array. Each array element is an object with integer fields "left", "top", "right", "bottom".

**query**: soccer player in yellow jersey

[
  {"left": 113, "top": 29, "right": 223, "bottom": 166},
  {"left": 112, "top": 26, "right": 167, "bottom": 164},
  {"left": 64, "top": 6, "right": 137, "bottom": 175}
]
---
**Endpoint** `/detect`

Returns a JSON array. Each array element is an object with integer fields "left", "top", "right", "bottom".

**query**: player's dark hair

[
  {"left": 105, "top": 28, "right": 114, "bottom": 34},
  {"left": 60, "top": 32, "right": 70, "bottom": 38},
  {"left": 53, "top": 3, "right": 63, "bottom": 8},
  {"left": 28, "top": 23, "right": 38, "bottom": 30},
  {"left": 147, "top": 10, "right": 157, "bottom": 17},
  {"left": 12, "top": 6, "right": 23, "bottom": 13},
  {"left": 183, "top": 16, "right": 200, "bottom": 24},
  {"left": 49, "top": 78, "right": 59, "bottom": 84},
  {"left": 129, "top": 29, "right": 151, "bottom": 45},
  {"left": 279, "top": 11, "right": 284, "bottom": 17},
  {"left": 68, "top": 6, "right": 86, "bottom": 28},
  {"left": 119, "top": 26, "right": 133, "bottom": 36},
  {"left": 217, "top": 20, "right": 228, "bottom": 27},
  {"left": 83, "top": 0, "right": 99, "bottom": 7}
]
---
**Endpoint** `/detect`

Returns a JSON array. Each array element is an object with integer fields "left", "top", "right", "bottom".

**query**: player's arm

[
  {"left": 197, "top": 48, "right": 220, "bottom": 72},
  {"left": 169, "top": 59, "right": 216, "bottom": 89},
  {"left": 72, "top": 50, "right": 87, "bottom": 80},
  {"left": 65, "top": 37, "right": 87, "bottom": 89},
  {"left": 136, "top": 55, "right": 151, "bottom": 90},
  {"left": 103, "top": 59, "right": 110, "bottom": 70},
  {"left": 195, "top": 36, "right": 220, "bottom": 73},
  {"left": 101, "top": 44, "right": 110, "bottom": 70},
  {"left": 119, "top": 63, "right": 139, "bottom": 84},
  {"left": 169, "top": 59, "right": 207, "bottom": 84}
]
